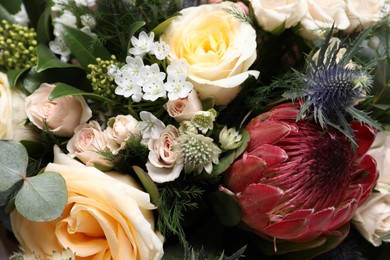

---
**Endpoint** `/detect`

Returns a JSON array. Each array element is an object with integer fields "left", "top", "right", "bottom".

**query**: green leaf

[
  {"left": 226, "top": 245, "right": 247, "bottom": 260},
  {"left": 381, "top": 233, "right": 390, "bottom": 240},
  {"left": 7, "top": 67, "right": 30, "bottom": 87},
  {"left": 152, "top": 15, "right": 179, "bottom": 36},
  {"left": 0, "top": 0, "right": 22, "bottom": 14},
  {"left": 208, "top": 191, "right": 242, "bottom": 227},
  {"left": 48, "top": 83, "right": 112, "bottom": 102},
  {"left": 234, "top": 130, "right": 249, "bottom": 159},
  {"left": 22, "top": 0, "right": 46, "bottom": 28},
  {"left": 201, "top": 97, "right": 215, "bottom": 111},
  {"left": 0, "top": 141, "right": 28, "bottom": 192},
  {"left": 56, "top": 23, "right": 111, "bottom": 69},
  {"left": 36, "top": 44, "right": 77, "bottom": 72},
  {"left": 0, "top": 4, "right": 16, "bottom": 23},
  {"left": 132, "top": 166, "right": 160, "bottom": 207},
  {"left": 36, "top": 6, "right": 52, "bottom": 44},
  {"left": 15, "top": 172, "right": 67, "bottom": 222},
  {"left": 211, "top": 150, "right": 235, "bottom": 175},
  {"left": 127, "top": 21, "right": 146, "bottom": 50},
  {"left": 372, "top": 103, "right": 390, "bottom": 111}
]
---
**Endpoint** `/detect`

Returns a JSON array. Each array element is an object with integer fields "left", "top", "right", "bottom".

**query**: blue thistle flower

[{"left": 284, "top": 28, "right": 380, "bottom": 142}]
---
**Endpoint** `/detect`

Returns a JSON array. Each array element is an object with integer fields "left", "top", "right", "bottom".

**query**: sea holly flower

[
  {"left": 139, "top": 111, "right": 165, "bottom": 139},
  {"left": 128, "top": 31, "right": 155, "bottom": 56},
  {"left": 175, "top": 132, "right": 221, "bottom": 174},
  {"left": 223, "top": 103, "right": 378, "bottom": 256}
]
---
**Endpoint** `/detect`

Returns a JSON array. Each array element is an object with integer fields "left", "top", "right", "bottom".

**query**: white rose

[
  {"left": 146, "top": 125, "right": 183, "bottom": 183},
  {"left": 0, "top": 72, "right": 35, "bottom": 141},
  {"left": 250, "top": 0, "right": 308, "bottom": 32},
  {"left": 300, "top": 0, "right": 350, "bottom": 40},
  {"left": 367, "top": 131, "right": 390, "bottom": 185},
  {"left": 345, "top": 0, "right": 385, "bottom": 33},
  {"left": 353, "top": 183, "right": 390, "bottom": 246},
  {"left": 25, "top": 83, "right": 92, "bottom": 137},
  {"left": 164, "top": 90, "right": 203, "bottom": 123},
  {"left": 67, "top": 121, "right": 112, "bottom": 169},
  {"left": 11, "top": 146, "right": 164, "bottom": 259},
  {"left": 105, "top": 114, "right": 141, "bottom": 153},
  {"left": 161, "top": 2, "right": 259, "bottom": 105}
]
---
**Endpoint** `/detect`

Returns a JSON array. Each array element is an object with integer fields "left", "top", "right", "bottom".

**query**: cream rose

[
  {"left": 164, "top": 90, "right": 203, "bottom": 122},
  {"left": 105, "top": 114, "right": 141, "bottom": 153},
  {"left": 250, "top": 0, "right": 308, "bottom": 32},
  {"left": 161, "top": 2, "right": 259, "bottom": 105},
  {"left": 353, "top": 183, "right": 390, "bottom": 246},
  {"left": 367, "top": 131, "right": 390, "bottom": 185},
  {"left": 25, "top": 83, "right": 92, "bottom": 137},
  {"left": 345, "top": 0, "right": 385, "bottom": 33},
  {"left": 300, "top": 0, "right": 350, "bottom": 40},
  {"left": 146, "top": 125, "right": 183, "bottom": 183},
  {"left": 67, "top": 121, "right": 112, "bottom": 169},
  {"left": 11, "top": 146, "right": 164, "bottom": 259},
  {"left": 0, "top": 72, "right": 35, "bottom": 141}
]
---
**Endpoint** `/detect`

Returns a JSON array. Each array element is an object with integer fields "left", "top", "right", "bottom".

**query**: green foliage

[{"left": 36, "top": 44, "right": 77, "bottom": 72}]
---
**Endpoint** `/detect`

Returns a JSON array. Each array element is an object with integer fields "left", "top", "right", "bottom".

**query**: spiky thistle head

[{"left": 283, "top": 28, "right": 380, "bottom": 141}]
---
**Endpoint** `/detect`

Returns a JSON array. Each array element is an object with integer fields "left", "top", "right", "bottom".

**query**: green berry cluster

[
  {"left": 87, "top": 56, "right": 122, "bottom": 101},
  {"left": 0, "top": 20, "right": 37, "bottom": 70}
]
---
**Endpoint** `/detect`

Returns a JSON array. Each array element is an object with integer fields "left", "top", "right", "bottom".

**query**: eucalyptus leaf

[
  {"left": 132, "top": 166, "right": 160, "bottom": 207},
  {"left": 48, "top": 83, "right": 112, "bottom": 102},
  {"left": 0, "top": 141, "right": 28, "bottom": 192},
  {"left": 36, "top": 44, "right": 77, "bottom": 72},
  {"left": 56, "top": 23, "right": 110, "bottom": 69},
  {"left": 15, "top": 172, "right": 67, "bottom": 222}
]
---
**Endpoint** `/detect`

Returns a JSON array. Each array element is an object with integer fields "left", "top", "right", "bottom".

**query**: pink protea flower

[{"left": 223, "top": 103, "right": 378, "bottom": 254}]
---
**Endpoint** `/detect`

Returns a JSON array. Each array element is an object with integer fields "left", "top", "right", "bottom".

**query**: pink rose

[
  {"left": 105, "top": 114, "right": 141, "bottom": 153},
  {"left": 25, "top": 83, "right": 92, "bottom": 137},
  {"left": 164, "top": 91, "right": 202, "bottom": 122},
  {"left": 67, "top": 121, "right": 112, "bottom": 169},
  {"left": 146, "top": 125, "right": 183, "bottom": 183}
]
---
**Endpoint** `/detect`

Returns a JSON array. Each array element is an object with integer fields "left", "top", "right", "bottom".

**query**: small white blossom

[
  {"left": 81, "top": 14, "right": 96, "bottom": 29},
  {"left": 12, "top": 4, "right": 29, "bottom": 27},
  {"left": 167, "top": 58, "right": 190, "bottom": 78},
  {"left": 138, "top": 63, "right": 166, "bottom": 86},
  {"left": 52, "top": 0, "right": 69, "bottom": 11},
  {"left": 54, "top": 10, "right": 77, "bottom": 28},
  {"left": 49, "top": 37, "right": 71, "bottom": 62},
  {"left": 139, "top": 111, "right": 165, "bottom": 139},
  {"left": 151, "top": 41, "right": 170, "bottom": 60},
  {"left": 124, "top": 56, "right": 144, "bottom": 77},
  {"left": 164, "top": 76, "right": 193, "bottom": 100},
  {"left": 74, "top": 0, "right": 96, "bottom": 7},
  {"left": 143, "top": 81, "right": 166, "bottom": 101},
  {"left": 80, "top": 26, "right": 97, "bottom": 38},
  {"left": 129, "top": 31, "right": 155, "bottom": 56},
  {"left": 114, "top": 75, "right": 143, "bottom": 100},
  {"left": 219, "top": 126, "right": 243, "bottom": 150},
  {"left": 107, "top": 64, "right": 121, "bottom": 77}
]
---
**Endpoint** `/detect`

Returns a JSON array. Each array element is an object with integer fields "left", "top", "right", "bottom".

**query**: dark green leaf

[
  {"left": 36, "top": 44, "right": 77, "bottom": 72},
  {"left": 15, "top": 172, "right": 67, "bottom": 222},
  {"left": 0, "top": 141, "right": 28, "bottom": 192},
  {"left": 0, "top": 0, "right": 22, "bottom": 14},
  {"left": 234, "top": 130, "right": 249, "bottom": 159},
  {"left": 226, "top": 245, "right": 247, "bottom": 260},
  {"left": 48, "top": 82, "right": 112, "bottom": 102},
  {"left": 132, "top": 166, "right": 160, "bottom": 207},
  {"left": 36, "top": 6, "right": 52, "bottom": 44},
  {"left": 0, "top": 4, "right": 16, "bottom": 23},
  {"left": 208, "top": 191, "right": 242, "bottom": 227},
  {"left": 211, "top": 150, "right": 235, "bottom": 175},
  {"left": 201, "top": 97, "right": 215, "bottom": 111},
  {"left": 56, "top": 23, "right": 110, "bottom": 69},
  {"left": 7, "top": 67, "right": 30, "bottom": 87},
  {"left": 127, "top": 21, "right": 146, "bottom": 50},
  {"left": 152, "top": 15, "right": 179, "bottom": 36},
  {"left": 22, "top": 0, "right": 46, "bottom": 28},
  {"left": 372, "top": 103, "right": 390, "bottom": 110}
]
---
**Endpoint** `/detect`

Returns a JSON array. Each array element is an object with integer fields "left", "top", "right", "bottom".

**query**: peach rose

[
  {"left": 367, "top": 131, "right": 390, "bottom": 185},
  {"left": 67, "top": 121, "right": 112, "bottom": 169},
  {"left": 105, "top": 114, "right": 141, "bottom": 153},
  {"left": 345, "top": 0, "right": 386, "bottom": 33},
  {"left": 164, "top": 91, "right": 202, "bottom": 122},
  {"left": 0, "top": 72, "right": 35, "bottom": 141},
  {"left": 11, "top": 146, "right": 164, "bottom": 259},
  {"left": 25, "top": 83, "right": 92, "bottom": 137},
  {"left": 300, "top": 0, "right": 350, "bottom": 40},
  {"left": 146, "top": 125, "right": 183, "bottom": 183},
  {"left": 161, "top": 2, "right": 259, "bottom": 105}
]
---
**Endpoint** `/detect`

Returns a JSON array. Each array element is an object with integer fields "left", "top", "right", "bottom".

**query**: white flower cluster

[
  {"left": 109, "top": 31, "right": 193, "bottom": 102},
  {"left": 49, "top": 0, "right": 97, "bottom": 62}
]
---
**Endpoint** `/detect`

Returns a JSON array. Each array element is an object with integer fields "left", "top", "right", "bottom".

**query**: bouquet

[{"left": 0, "top": 0, "right": 390, "bottom": 259}]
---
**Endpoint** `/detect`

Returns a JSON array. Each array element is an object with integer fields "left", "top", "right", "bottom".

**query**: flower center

[{"left": 264, "top": 121, "right": 354, "bottom": 214}]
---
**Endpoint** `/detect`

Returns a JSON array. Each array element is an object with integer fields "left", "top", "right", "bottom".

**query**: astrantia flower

[
  {"left": 283, "top": 30, "right": 378, "bottom": 140},
  {"left": 223, "top": 103, "right": 378, "bottom": 256},
  {"left": 176, "top": 132, "right": 221, "bottom": 174},
  {"left": 191, "top": 109, "right": 217, "bottom": 134}
]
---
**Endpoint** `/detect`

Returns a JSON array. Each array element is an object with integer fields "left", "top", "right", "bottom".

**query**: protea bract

[{"left": 223, "top": 103, "right": 378, "bottom": 256}]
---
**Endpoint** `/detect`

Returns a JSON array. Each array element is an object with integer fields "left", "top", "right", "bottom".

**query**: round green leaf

[
  {"left": 15, "top": 172, "right": 67, "bottom": 222},
  {"left": 0, "top": 141, "right": 28, "bottom": 192}
]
